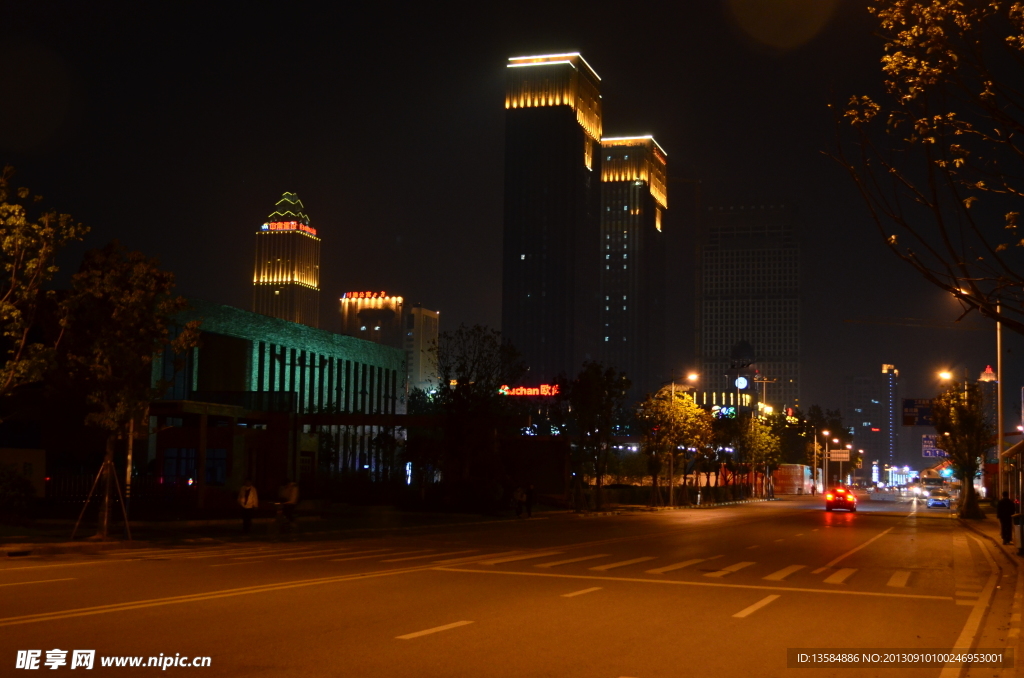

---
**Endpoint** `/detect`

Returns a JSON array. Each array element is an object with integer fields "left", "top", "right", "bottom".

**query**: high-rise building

[
  {"left": 696, "top": 203, "right": 800, "bottom": 409},
  {"left": 846, "top": 364, "right": 899, "bottom": 465},
  {"left": 252, "top": 192, "right": 320, "bottom": 328},
  {"left": 598, "top": 136, "right": 668, "bottom": 398},
  {"left": 502, "top": 53, "right": 603, "bottom": 382},
  {"left": 339, "top": 291, "right": 404, "bottom": 350},
  {"left": 405, "top": 304, "right": 440, "bottom": 391},
  {"left": 978, "top": 364, "right": 998, "bottom": 438}
]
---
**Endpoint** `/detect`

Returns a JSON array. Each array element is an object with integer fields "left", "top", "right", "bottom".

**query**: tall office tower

[
  {"left": 339, "top": 291, "right": 404, "bottom": 349},
  {"left": 405, "top": 304, "right": 440, "bottom": 391},
  {"left": 599, "top": 136, "right": 668, "bottom": 399},
  {"left": 978, "top": 365, "right": 998, "bottom": 441},
  {"left": 696, "top": 203, "right": 800, "bottom": 409},
  {"left": 846, "top": 364, "right": 899, "bottom": 465},
  {"left": 502, "top": 53, "right": 603, "bottom": 382},
  {"left": 252, "top": 192, "right": 321, "bottom": 328}
]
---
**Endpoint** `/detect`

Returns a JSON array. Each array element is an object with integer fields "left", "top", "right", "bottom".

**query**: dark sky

[{"left": 3, "top": 0, "right": 1019, "bottom": 460}]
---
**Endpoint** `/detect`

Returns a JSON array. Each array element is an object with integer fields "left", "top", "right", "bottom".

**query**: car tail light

[{"left": 826, "top": 494, "right": 834, "bottom": 501}]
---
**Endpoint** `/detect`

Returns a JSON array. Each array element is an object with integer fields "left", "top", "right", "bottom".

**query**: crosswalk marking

[
  {"left": 704, "top": 561, "right": 755, "bottom": 578},
  {"left": 589, "top": 557, "right": 657, "bottom": 572},
  {"left": 478, "top": 552, "right": 562, "bottom": 565},
  {"left": 763, "top": 565, "right": 805, "bottom": 581},
  {"left": 733, "top": 594, "right": 781, "bottom": 618},
  {"left": 535, "top": 554, "right": 609, "bottom": 568},
  {"left": 561, "top": 587, "right": 602, "bottom": 598},
  {"left": 887, "top": 570, "right": 910, "bottom": 588},
  {"left": 382, "top": 550, "right": 476, "bottom": 563},
  {"left": 823, "top": 568, "right": 857, "bottom": 584},
  {"left": 646, "top": 558, "right": 705, "bottom": 575}
]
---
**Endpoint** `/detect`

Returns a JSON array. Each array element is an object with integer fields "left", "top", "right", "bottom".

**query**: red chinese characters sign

[
  {"left": 342, "top": 291, "right": 390, "bottom": 299},
  {"left": 262, "top": 221, "right": 317, "bottom": 236},
  {"left": 499, "top": 384, "right": 560, "bottom": 397}
]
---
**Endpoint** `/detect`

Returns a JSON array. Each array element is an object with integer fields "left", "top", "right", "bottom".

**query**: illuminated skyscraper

[
  {"left": 599, "top": 136, "right": 668, "bottom": 398},
  {"left": 696, "top": 203, "right": 800, "bottom": 409},
  {"left": 845, "top": 364, "right": 899, "bottom": 465},
  {"left": 502, "top": 53, "right": 603, "bottom": 382},
  {"left": 252, "top": 192, "right": 320, "bottom": 328}
]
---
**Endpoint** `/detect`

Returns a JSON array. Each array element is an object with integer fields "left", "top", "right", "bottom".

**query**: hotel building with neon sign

[{"left": 253, "top": 192, "right": 320, "bottom": 328}]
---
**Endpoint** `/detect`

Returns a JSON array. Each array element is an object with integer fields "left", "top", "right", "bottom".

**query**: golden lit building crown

[
  {"left": 601, "top": 136, "right": 668, "bottom": 209},
  {"left": 505, "top": 53, "right": 602, "bottom": 141}
]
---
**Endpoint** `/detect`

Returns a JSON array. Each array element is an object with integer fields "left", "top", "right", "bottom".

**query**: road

[{"left": 1, "top": 494, "right": 1019, "bottom": 677}]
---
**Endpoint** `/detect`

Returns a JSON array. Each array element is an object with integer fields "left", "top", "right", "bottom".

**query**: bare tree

[{"left": 837, "top": 1, "right": 1024, "bottom": 331}]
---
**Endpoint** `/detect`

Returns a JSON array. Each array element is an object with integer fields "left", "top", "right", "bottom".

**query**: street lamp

[{"left": 820, "top": 429, "right": 830, "bottom": 492}]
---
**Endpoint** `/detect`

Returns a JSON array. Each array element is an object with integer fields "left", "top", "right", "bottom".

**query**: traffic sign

[
  {"left": 829, "top": 450, "right": 850, "bottom": 461},
  {"left": 922, "top": 433, "right": 947, "bottom": 458},
  {"left": 903, "top": 399, "right": 935, "bottom": 426}
]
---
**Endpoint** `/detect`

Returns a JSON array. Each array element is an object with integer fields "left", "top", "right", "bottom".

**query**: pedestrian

[
  {"left": 238, "top": 479, "right": 259, "bottom": 534},
  {"left": 997, "top": 491, "right": 1016, "bottom": 545},
  {"left": 514, "top": 486, "right": 525, "bottom": 518},
  {"left": 282, "top": 480, "right": 299, "bottom": 531},
  {"left": 525, "top": 484, "right": 535, "bottom": 518}
]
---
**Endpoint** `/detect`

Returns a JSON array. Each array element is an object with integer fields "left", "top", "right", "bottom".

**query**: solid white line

[
  {"left": 478, "top": 551, "right": 561, "bottom": 565},
  {"left": 704, "top": 561, "right": 755, "bottom": 578},
  {"left": 589, "top": 557, "right": 656, "bottom": 572},
  {"left": 382, "top": 550, "right": 475, "bottom": 563},
  {"left": 817, "top": 527, "right": 894, "bottom": 571},
  {"left": 535, "top": 554, "right": 609, "bottom": 568},
  {"left": 285, "top": 548, "right": 390, "bottom": 562},
  {"left": 561, "top": 587, "right": 602, "bottom": 598},
  {"left": 646, "top": 558, "right": 706, "bottom": 575},
  {"left": 887, "top": 570, "right": 910, "bottom": 588},
  {"left": 733, "top": 594, "right": 781, "bottom": 618},
  {"left": 434, "top": 551, "right": 518, "bottom": 565},
  {"left": 763, "top": 565, "right": 805, "bottom": 582},
  {"left": 0, "top": 578, "right": 75, "bottom": 588},
  {"left": 939, "top": 535, "right": 1002, "bottom": 678},
  {"left": 396, "top": 620, "right": 473, "bottom": 640},
  {"left": 823, "top": 568, "right": 856, "bottom": 585}
]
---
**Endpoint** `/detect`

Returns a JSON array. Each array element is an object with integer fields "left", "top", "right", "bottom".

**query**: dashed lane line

[
  {"left": 535, "top": 554, "right": 609, "bottom": 568},
  {"left": 382, "top": 550, "right": 476, "bottom": 563},
  {"left": 704, "top": 562, "right": 755, "bottom": 578},
  {"left": 330, "top": 551, "right": 407, "bottom": 563},
  {"left": 589, "top": 557, "right": 657, "bottom": 572},
  {"left": 887, "top": 570, "right": 911, "bottom": 588},
  {"left": 561, "top": 587, "right": 602, "bottom": 598},
  {"left": 284, "top": 548, "right": 392, "bottom": 562},
  {"left": 434, "top": 551, "right": 519, "bottom": 565},
  {"left": 396, "top": 620, "right": 473, "bottom": 640},
  {"left": 434, "top": 567, "right": 954, "bottom": 601},
  {"left": 763, "top": 565, "right": 805, "bottom": 582},
  {"left": 811, "top": 526, "right": 894, "bottom": 574},
  {"left": 0, "top": 578, "right": 75, "bottom": 588},
  {"left": 823, "top": 568, "right": 857, "bottom": 585},
  {"left": 478, "top": 552, "right": 562, "bottom": 565},
  {"left": 733, "top": 594, "right": 781, "bottom": 618},
  {"left": 646, "top": 556, "right": 721, "bottom": 575}
]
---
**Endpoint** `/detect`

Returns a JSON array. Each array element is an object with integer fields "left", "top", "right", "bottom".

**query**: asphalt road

[{"left": 1, "top": 494, "right": 1019, "bottom": 677}]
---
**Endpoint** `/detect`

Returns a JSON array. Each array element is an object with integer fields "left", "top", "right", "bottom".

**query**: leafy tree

[
  {"left": 739, "top": 418, "right": 782, "bottom": 498},
  {"left": 0, "top": 166, "right": 87, "bottom": 399},
  {"left": 839, "top": 1, "right": 1024, "bottom": 333},
  {"left": 637, "top": 388, "right": 714, "bottom": 506},
  {"left": 932, "top": 381, "right": 990, "bottom": 519},
  {"left": 564, "top": 361, "right": 630, "bottom": 510},
  {"left": 61, "top": 241, "right": 200, "bottom": 537}
]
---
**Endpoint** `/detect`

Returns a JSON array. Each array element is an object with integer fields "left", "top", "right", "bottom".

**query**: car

[
  {"left": 825, "top": 487, "right": 857, "bottom": 512},
  {"left": 926, "top": 489, "right": 951, "bottom": 508}
]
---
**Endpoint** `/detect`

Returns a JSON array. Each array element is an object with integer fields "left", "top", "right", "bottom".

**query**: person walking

[
  {"left": 997, "top": 491, "right": 1016, "bottom": 545},
  {"left": 238, "top": 479, "right": 259, "bottom": 534}
]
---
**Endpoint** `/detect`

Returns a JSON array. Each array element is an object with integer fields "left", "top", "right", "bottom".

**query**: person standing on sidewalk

[
  {"left": 997, "top": 491, "right": 1016, "bottom": 545},
  {"left": 238, "top": 479, "right": 259, "bottom": 534}
]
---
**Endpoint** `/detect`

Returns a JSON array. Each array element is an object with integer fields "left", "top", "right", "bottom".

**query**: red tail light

[{"left": 826, "top": 494, "right": 834, "bottom": 501}]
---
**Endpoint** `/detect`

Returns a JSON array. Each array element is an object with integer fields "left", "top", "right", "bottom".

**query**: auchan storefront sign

[{"left": 499, "top": 384, "right": 560, "bottom": 396}]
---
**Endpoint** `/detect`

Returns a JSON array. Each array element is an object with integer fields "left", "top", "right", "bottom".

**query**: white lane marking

[
  {"left": 330, "top": 551, "right": 407, "bottom": 563},
  {"left": 234, "top": 547, "right": 349, "bottom": 560},
  {"left": 0, "top": 578, "right": 75, "bottom": 588},
  {"left": 733, "top": 594, "right": 781, "bottom": 618},
  {"left": 887, "top": 570, "right": 911, "bottom": 588},
  {"left": 396, "top": 620, "right": 473, "bottom": 640},
  {"left": 813, "top": 526, "right": 894, "bottom": 573},
  {"left": 589, "top": 557, "right": 657, "bottom": 572},
  {"left": 478, "top": 552, "right": 562, "bottom": 565},
  {"left": 382, "top": 550, "right": 476, "bottom": 563},
  {"left": 746, "top": 545, "right": 760, "bottom": 550},
  {"left": 561, "top": 587, "right": 602, "bottom": 598},
  {"left": 823, "top": 568, "right": 856, "bottom": 584},
  {"left": 435, "top": 551, "right": 518, "bottom": 565},
  {"left": 209, "top": 562, "right": 259, "bottom": 567},
  {"left": 954, "top": 590, "right": 980, "bottom": 598},
  {"left": 0, "top": 560, "right": 138, "bottom": 572},
  {"left": 535, "top": 554, "right": 609, "bottom": 568},
  {"left": 774, "top": 539, "right": 784, "bottom": 543},
  {"left": 646, "top": 558, "right": 706, "bottom": 575},
  {"left": 763, "top": 565, "right": 805, "bottom": 582},
  {"left": 285, "top": 548, "right": 390, "bottom": 562},
  {"left": 811, "top": 529, "right": 819, "bottom": 532},
  {"left": 795, "top": 533, "right": 804, "bottom": 537},
  {"left": 704, "top": 561, "right": 755, "bottom": 578}
]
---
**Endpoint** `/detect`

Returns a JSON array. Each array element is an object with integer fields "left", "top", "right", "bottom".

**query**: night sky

[{"left": 3, "top": 0, "right": 1019, "bottom": 462}]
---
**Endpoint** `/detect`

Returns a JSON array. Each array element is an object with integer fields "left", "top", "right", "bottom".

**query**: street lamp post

[{"left": 821, "top": 430, "right": 830, "bottom": 492}]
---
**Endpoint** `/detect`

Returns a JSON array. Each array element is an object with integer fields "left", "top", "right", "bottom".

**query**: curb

[{"left": 959, "top": 518, "right": 1021, "bottom": 567}]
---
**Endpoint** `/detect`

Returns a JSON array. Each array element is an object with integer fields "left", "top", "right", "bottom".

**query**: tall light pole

[{"left": 821, "top": 429, "right": 830, "bottom": 491}]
